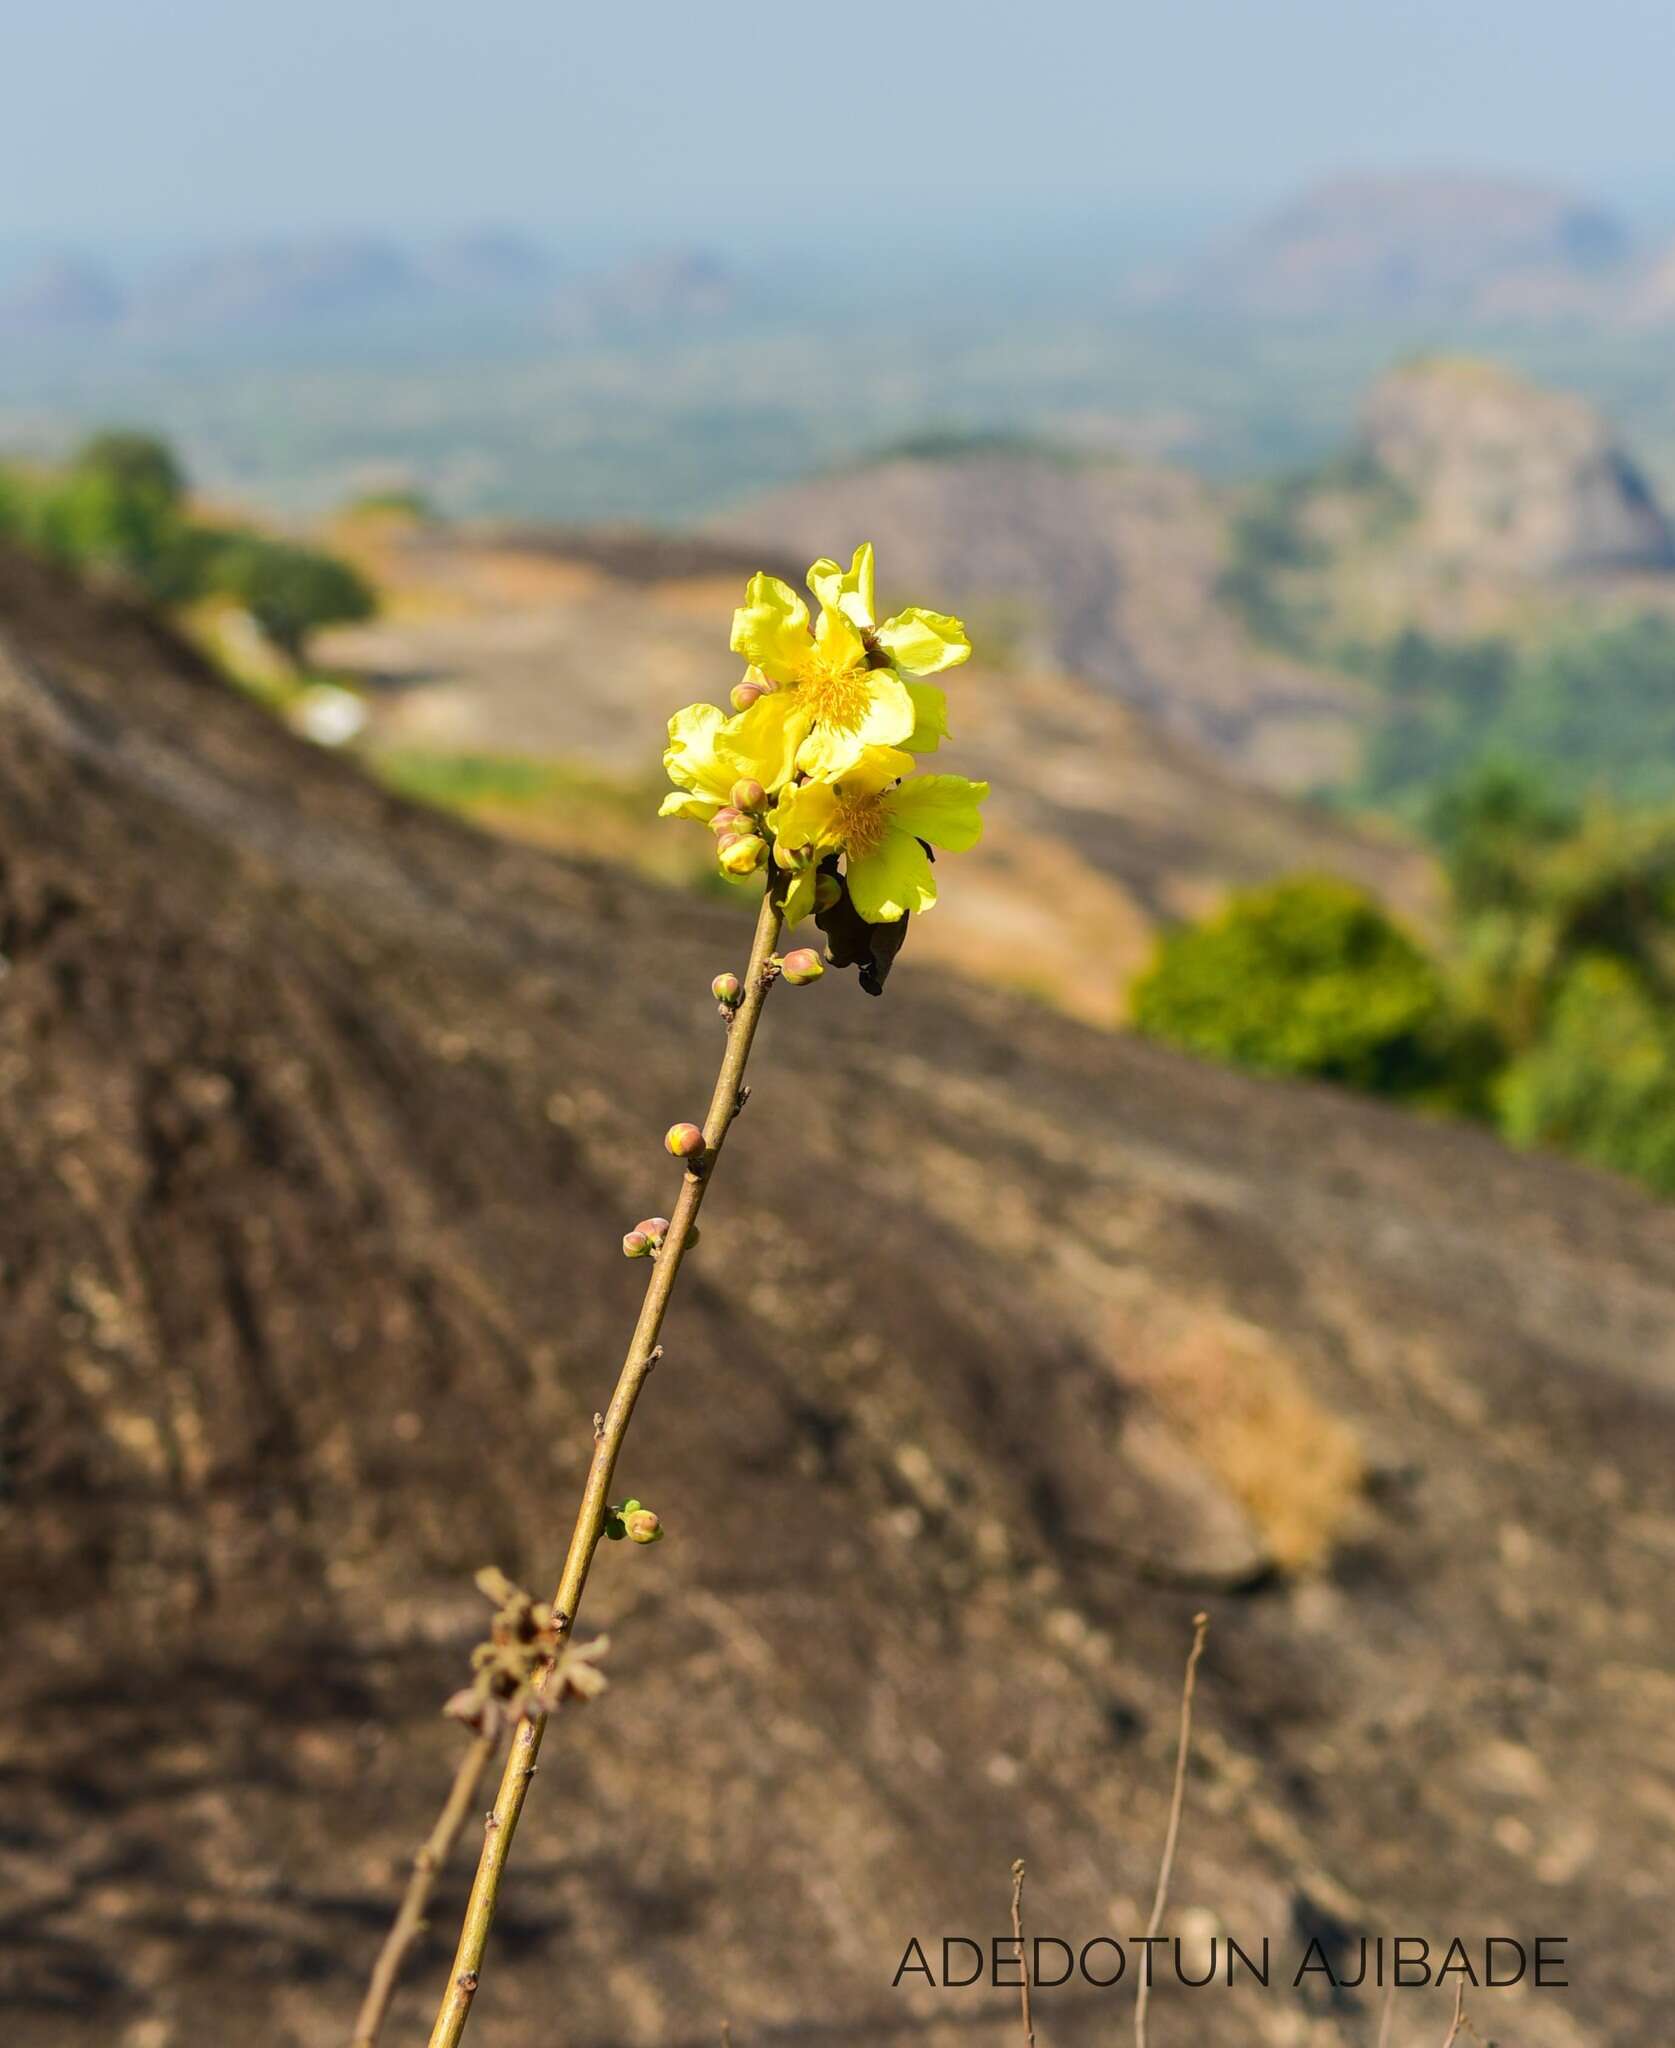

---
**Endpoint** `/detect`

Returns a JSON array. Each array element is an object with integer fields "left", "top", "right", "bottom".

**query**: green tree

[
  {"left": 1496, "top": 957, "right": 1675, "bottom": 1194},
  {"left": 36, "top": 430, "right": 192, "bottom": 595},
  {"left": 211, "top": 537, "right": 375, "bottom": 666},
  {"left": 1130, "top": 876, "right": 1467, "bottom": 1102}
]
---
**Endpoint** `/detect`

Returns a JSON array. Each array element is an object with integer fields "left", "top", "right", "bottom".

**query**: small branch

[
  {"left": 1134, "top": 1611, "right": 1209, "bottom": 2048},
  {"left": 1438, "top": 1979, "right": 1466, "bottom": 2048},
  {"left": 350, "top": 1728, "right": 497, "bottom": 2048},
  {"left": 1009, "top": 1859, "right": 1036, "bottom": 2048},
  {"left": 1375, "top": 1976, "right": 1396, "bottom": 2048},
  {"left": 424, "top": 885, "right": 785, "bottom": 2048}
]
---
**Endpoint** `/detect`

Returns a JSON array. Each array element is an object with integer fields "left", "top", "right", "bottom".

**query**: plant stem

[
  {"left": 425, "top": 885, "right": 784, "bottom": 2048},
  {"left": 351, "top": 1729, "right": 498, "bottom": 2048},
  {"left": 1134, "top": 1611, "right": 1208, "bottom": 2048}
]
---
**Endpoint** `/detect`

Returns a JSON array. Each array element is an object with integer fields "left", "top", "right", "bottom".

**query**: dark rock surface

[{"left": 3, "top": 548, "right": 1673, "bottom": 2045}]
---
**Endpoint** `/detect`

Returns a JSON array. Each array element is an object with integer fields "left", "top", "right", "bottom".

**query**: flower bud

[
  {"left": 664, "top": 1122, "right": 705, "bottom": 1160},
  {"left": 731, "top": 680, "right": 767, "bottom": 712},
  {"left": 711, "top": 971, "right": 742, "bottom": 1006},
  {"left": 622, "top": 1228, "right": 652, "bottom": 1258},
  {"left": 717, "top": 833, "right": 768, "bottom": 877},
  {"left": 636, "top": 1215, "right": 670, "bottom": 1244},
  {"left": 625, "top": 1508, "right": 664, "bottom": 1544},
  {"left": 710, "top": 805, "right": 745, "bottom": 836},
  {"left": 814, "top": 872, "right": 843, "bottom": 912},
  {"left": 729, "top": 776, "right": 766, "bottom": 813},
  {"left": 781, "top": 947, "right": 825, "bottom": 985}
]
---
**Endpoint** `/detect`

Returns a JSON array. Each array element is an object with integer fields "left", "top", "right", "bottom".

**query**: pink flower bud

[
  {"left": 729, "top": 776, "right": 767, "bottom": 813},
  {"left": 717, "top": 833, "right": 768, "bottom": 876},
  {"left": 664, "top": 1122, "right": 705, "bottom": 1160},
  {"left": 636, "top": 1216, "right": 670, "bottom": 1244},
  {"left": 712, "top": 972, "right": 743, "bottom": 1006},
  {"left": 781, "top": 947, "right": 825, "bottom": 985},
  {"left": 622, "top": 1229, "right": 652, "bottom": 1258},
  {"left": 710, "top": 805, "right": 745, "bottom": 836},
  {"left": 731, "top": 680, "right": 767, "bottom": 712}
]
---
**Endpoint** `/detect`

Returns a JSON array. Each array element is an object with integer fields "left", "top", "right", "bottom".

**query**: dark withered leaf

[{"left": 813, "top": 860, "right": 910, "bottom": 996}]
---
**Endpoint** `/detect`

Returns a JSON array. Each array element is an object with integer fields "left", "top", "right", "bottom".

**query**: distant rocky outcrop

[
  {"left": 415, "top": 228, "right": 554, "bottom": 296},
  {"left": 1153, "top": 172, "right": 1629, "bottom": 322},
  {"left": 127, "top": 235, "right": 420, "bottom": 337},
  {"left": 1359, "top": 357, "right": 1674, "bottom": 573},
  {"left": 550, "top": 250, "right": 735, "bottom": 343},
  {"left": 0, "top": 254, "right": 124, "bottom": 338}
]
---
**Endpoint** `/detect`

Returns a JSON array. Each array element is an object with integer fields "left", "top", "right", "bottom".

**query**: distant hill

[
  {"left": 0, "top": 253, "right": 124, "bottom": 337},
  {"left": 1150, "top": 172, "right": 1630, "bottom": 322},
  {"left": 549, "top": 249, "right": 736, "bottom": 343},
  {"left": 127, "top": 234, "right": 422, "bottom": 337}
]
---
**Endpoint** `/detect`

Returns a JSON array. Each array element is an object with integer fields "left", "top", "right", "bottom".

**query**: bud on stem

[
  {"left": 664, "top": 1122, "right": 705, "bottom": 1160},
  {"left": 780, "top": 947, "right": 825, "bottom": 985}
]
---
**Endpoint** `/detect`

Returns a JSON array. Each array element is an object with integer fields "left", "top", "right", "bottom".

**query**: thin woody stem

[
  {"left": 351, "top": 1729, "right": 497, "bottom": 2048},
  {"left": 425, "top": 885, "right": 785, "bottom": 2048}
]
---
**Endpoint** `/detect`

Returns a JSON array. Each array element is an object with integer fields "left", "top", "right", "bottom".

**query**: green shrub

[
  {"left": 209, "top": 537, "right": 375, "bottom": 665},
  {"left": 1496, "top": 956, "right": 1675, "bottom": 1193},
  {"left": 1130, "top": 876, "right": 1463, "bottom": 1100}
]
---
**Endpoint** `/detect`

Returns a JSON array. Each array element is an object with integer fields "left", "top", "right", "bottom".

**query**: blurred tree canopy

[
  {"left": 1135, "top": 769, "right": 1675, "bottom": 1196},
  {"left": 0, "top": 427, "right": 375, "bottom": 663},
  {"left": 1130, "top": 876, "right": 1463, "bottom": 1101}
]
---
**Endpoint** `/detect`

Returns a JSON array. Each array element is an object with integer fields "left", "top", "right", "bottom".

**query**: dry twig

[
  {"left": 1134, "top": 1611, "right": 1209, "bottom": 2048},
  {"left": 1009, "top": 1858, "right": 1037, "bottom": 2048}
]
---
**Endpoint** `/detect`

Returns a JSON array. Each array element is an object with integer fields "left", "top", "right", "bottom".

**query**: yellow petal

[
  {"left": 664, "top": 701, "right": 735, "bottom": 800},
  {"left": 884, "top": 773, "right": 988, "bottom": 850},
  {"left": 847, "top": 827, "right": 938, "bottom": 922},
  {"left": 771, "top": 778, "right": 843, "bottom": 855},
  {"left": 779, "top": 866, "right": 817, "bottom": 929},
  {"left": 828, "top": 745, "right": 916, "bottom": 802},
  {"left": 725, "top": 688, "right": 811, "bottom": 793},
  {"left": 658, "top": 790, "right": 720, "bottom": 820},
  {"left": 807, "top": 541, "right": 877, "bottom": 629},
  {"left": 903, "top": 680, "right": 949, "bottom": 754},
  {"left": 876, "top": 606, "right": 971, "bottom": 676},
  {"left": 810, "top": 602, "right": 868, "bottom": 676},
  {"left": 730, "top": 572, "right": 813, "bottom": 680}
]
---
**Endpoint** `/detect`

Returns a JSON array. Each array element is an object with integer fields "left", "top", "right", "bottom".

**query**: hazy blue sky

[{"left": 7, "top": 0, "right": 1674, "bottom": 246}]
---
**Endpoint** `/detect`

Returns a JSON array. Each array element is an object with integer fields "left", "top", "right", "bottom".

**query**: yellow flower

[
  {"left": 656, "top": 702, "right": 749, "bottom": 822},
  {"left": 729, "top": 544, "right": 971, "bottom": 780},
  {"left": 770, "top": 745, "right": 988, "bottom": 924}
]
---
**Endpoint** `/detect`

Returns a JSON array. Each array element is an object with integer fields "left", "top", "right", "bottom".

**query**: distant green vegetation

[
  {"left": 1133, "top": 769, "right": 1675, "bottom": 1196},
  {"left": 1349, "top": 618, "right": 1675, "bottom": 815},
  {"left": 1131, "top": 876, "right": 1469, "bottom": 1104},
  {"left": 0, "top": 427, "right": 374, "bottom": 665}
]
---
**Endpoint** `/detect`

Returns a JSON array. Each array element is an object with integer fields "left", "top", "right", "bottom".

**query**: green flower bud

[
  {"left": 711, "top": 971, "right": 743, "bottom": 1006},
  {"left": 731, "top": 680, "right": 767, "bottom": 712},
  {"left": 729, "top": 776, "right": 766, "bottom": 813},
  {"left": 664, "top": 1122, "right": 705, "bottom": 1159},
  {"left": 717, "top": 833, "right": 768, "bottom": 877},
  {"left": 622, "top": 1228, "right": 653, "bottom": 1258},
  {"left": 624, "top": 1505, "right": 664, "bottom": 1544},
  {"left": 781, "top": 947, "right": 825, "bottom": 985},
  {"left": 814, "top": 872, "right": 844, "bottom": 912}
]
